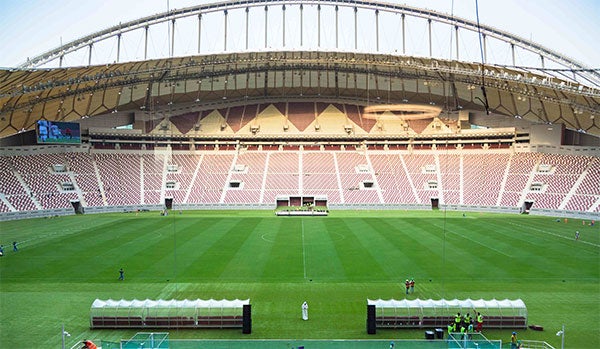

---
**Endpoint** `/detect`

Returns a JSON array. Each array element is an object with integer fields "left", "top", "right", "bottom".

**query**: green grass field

[{"left": 1, "top": 210, "right": 598, "bottom": 348}]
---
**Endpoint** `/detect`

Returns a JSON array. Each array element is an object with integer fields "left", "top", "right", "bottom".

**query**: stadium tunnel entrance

[{"left": 70, "top": 200, "right": 84, "bottom": 214}]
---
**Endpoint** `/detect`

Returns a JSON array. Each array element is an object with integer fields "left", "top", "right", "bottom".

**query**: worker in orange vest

[{"left": 82, "top": 340, "right": 97, "bottom": 349}]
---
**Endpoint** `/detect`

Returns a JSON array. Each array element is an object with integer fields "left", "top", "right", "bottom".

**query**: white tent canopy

[
  {"left": 91, "top": 298, "right": 250, "bottom": 318},
  {"left": 367, "top": 298, "right": 527, "bottom": 317},
  {"left": 90, "top": 298, "right": 251, "bottom": 330},
  {"left": 91, "top": 298, "right": 249, "bottom": 309}
]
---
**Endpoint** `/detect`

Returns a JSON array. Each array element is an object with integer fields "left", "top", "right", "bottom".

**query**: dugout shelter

[
  {"left": 367, "top": 298, "right": 527, "bottom": 332},
  {"left": 90, "top": 298, "right": 251, "bottom": 332}
]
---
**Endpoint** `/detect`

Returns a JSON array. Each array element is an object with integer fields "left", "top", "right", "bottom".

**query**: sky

[{"left": 0, "top": 0, "right": 598, "bottom": 68}]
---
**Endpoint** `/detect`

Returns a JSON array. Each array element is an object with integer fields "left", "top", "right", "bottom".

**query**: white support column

[
  {"left": 540, "top": 55, "right": 545, "bottom": 68},
  {"left": 375, "top": 9, "right": 380, "bottom": 52},
  {"left": 335, "top": 5, "right": 339, "bottom": 49},
  {"left": 88, "top": 43, "right": 93, "bottom": 66},
  {"left": 482, "top": 34, "right": 487, "bottom": 63},
  {"left": 428, "top": 19, "right": 432, "bottom": 58},
  {"left": 354, "top": 7, "right": 358, "bottom": 50},
  {"left": 402, "top": 13, "right": 406, "bottom": 55},
  {"left": 170, "top": 19, "right": 175, "bottom": 57},
  {"left": 455, "top": 26, "right": 459, "bottom": 61},
  {"left": 144, "top": 26, "right": 149, "bottom": 59},
  {"left": 282, "top": 4, "right": 286, "bottom": 47},
  {"left": 511, "top": 43, "right": 516, "bottom": 66},
  {"left": 197, "top": 14, "right": 202, "bottom": 54},
  {"left": 300, "top": 4, "right": 303, "bottom": 47},
  {"left": 117, "top": 33, "right": 121, "bottom": 62},
  {"left": 224, "top": 10, "right": 228, "bottom": 51},
  {"left": 317, "top": 4, "right": 321, "bottom": 48},
  {"left": 245, "top": 8, "right": 249, "bottom": 50},
  {"left": 264, "top": 6, "right": 268, "bottom": 48}
]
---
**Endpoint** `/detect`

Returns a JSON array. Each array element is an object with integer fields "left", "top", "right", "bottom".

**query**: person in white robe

[{"left": 302, "top": 301, "right": 308, "bottom": 320}]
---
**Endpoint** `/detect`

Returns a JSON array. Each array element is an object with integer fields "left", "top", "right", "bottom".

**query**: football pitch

[{"left": 0, "top": 210, "right": 598, "bottom": 348}]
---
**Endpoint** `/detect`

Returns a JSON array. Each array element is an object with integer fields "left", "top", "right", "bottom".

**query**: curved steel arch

[{"left": 17, "top": 0, "right": 599, "bottom": 87}]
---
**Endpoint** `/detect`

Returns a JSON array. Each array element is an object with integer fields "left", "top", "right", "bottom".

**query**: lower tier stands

[{"left": 0, "top": 150, "right": 598, "bottom": 212}]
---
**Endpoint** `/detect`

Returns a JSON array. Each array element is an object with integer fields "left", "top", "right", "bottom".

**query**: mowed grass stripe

[
  {"left": 301, "top": 218, "right": 349, "bottom": 281},
  {"left": 432, "top": 215, "right": 598, "bottom": 280},
  {"left": 261, "top": 218, "right": 304, "bottom": 280},
  {"left": 128, "top": 216, "right": 233, "bottom": 282},
  {"left": 219, "top": 218, "right": 284, "bottom": 280},
  {"left": 92, "top": 217, "right": 182, "bottom": 274},
  {"left": 349, "top": 217, "right": 434, "bottom": 281},
  {"left": 181, "top": 218, "right": 260, "bottom": 280},
  {"left": 1, "top": 215, "right": 116, "bottom": 248},
  {"left": 336, "top": 218, "right": 398, "bottom": 281},
  {"left": 2, "top": 216, "right": 175, "bottom": 281},
  {"left": 418, "top": 218, "right": 513, "bottom": 279},
  {"left": 382, "top": 218, "right": 444, "bottom": 272},
  {"left": 477, "top": 218, "right": 578, "bottom": 273},
  {"left": 465, "top": 218, "right": 598, "bottom": 279},
  {"left": 92, "top": 216, "right": 203, "bottom": 282}
]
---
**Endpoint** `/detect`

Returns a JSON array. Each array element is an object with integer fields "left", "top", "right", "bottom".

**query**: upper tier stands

[{"left": 0, "top": 148, "right": 598, "bottom": 213}]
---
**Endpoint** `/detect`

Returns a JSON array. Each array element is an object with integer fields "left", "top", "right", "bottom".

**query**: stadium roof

[
  {"left": 1, "top": 51, "right": 598, "bottom": 138},
  {"left": 0, "top": 0, "right": 598, "bottom": 138}
]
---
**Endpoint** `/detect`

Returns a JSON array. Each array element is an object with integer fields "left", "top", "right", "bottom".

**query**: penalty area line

[
  {"left": 431, "top": 221, "right": 513, "bottom": 257},
  {"left": 446, "top": 230, "right": 513, "bottom": 258}
]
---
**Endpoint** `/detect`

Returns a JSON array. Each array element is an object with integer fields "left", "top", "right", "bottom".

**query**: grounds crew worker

[
  {"left": 476, "top": 312, "right": 484, "bottom": 332},
  {"left": 82, "top": 340, "right": 97, "bottom": 349}
]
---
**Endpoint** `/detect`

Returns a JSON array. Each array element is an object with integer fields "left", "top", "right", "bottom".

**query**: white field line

[
  {"left": 445, "top": 229, "right": 513, "bottom": 258},
  {"left": 302, "top": 219, "right": 307, "bottom": 279},
  {"left": 430, "top": 221, "right": 513, "bottom": 257},
  {"left": 506, "top": 221, "right": 600, "bottom": 248}
]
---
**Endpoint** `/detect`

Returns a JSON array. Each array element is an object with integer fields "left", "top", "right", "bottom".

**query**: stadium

[{"left": 0, "top": 0, "right": 598, "bottom": 348}]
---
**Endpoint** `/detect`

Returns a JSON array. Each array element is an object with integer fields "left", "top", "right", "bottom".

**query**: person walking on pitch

[{"left": 301, "top": 301, "right": 309, "bottom": 320}]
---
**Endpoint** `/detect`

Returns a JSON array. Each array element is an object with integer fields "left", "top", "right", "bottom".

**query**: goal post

[{"left": 121, "top": 332, "right": 169, "bottom": 349}]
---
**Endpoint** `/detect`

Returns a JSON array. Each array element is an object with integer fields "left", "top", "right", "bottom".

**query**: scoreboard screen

[{"left": 36, "top": 120, "right": 81, "bottom": 144}]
